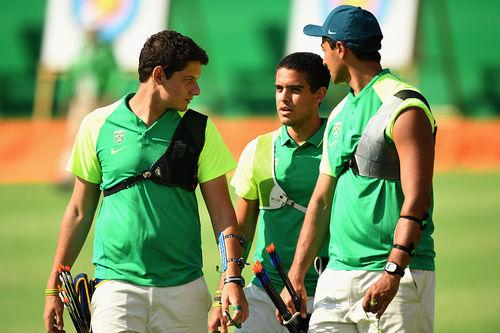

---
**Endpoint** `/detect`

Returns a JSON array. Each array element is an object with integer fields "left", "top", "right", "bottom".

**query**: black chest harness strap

[{"left": 103, "top": 109, "right": 207, "bottom": 197}]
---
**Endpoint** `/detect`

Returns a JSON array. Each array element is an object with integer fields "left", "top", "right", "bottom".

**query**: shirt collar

[
  {"left": 349, "top": 68, "right": 391, "bottom": 100},
  {"left": 278, "top": 118, "right": 327, "bottom": 148}
]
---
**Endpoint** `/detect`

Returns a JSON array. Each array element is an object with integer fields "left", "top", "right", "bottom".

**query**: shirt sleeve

[
  {"left": 230, "top": 138, "right": 259, "bottom": 200},
  {"left": 385, "top": 95, "right": 436, "bottom": 142},
  {"left": 66, "top": 113, "right": 102, "bottom": 184},
  {"left": 319, "top": 113, "right": 335, "bottom": 177},
  {"left": 197, "top": 118, "right": 236, "bottom": 183}
]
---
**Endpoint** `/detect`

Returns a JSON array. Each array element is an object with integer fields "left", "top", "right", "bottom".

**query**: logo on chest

[
  {"left": 332, "top": 122, "right": 342, "bottom": 136},
  {"left": 114, "top": 130, "right": 125, "bottom": 144},
  {"left": 328, "top": 122, "right": 342, "bottom": 147}
]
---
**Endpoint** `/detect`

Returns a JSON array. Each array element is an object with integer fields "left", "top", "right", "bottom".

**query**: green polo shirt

[
  {"left": 231, "top": 122, "right": 328, "bottom": 295},
  {"left": 67, "top": 93, "right": 236, "bottom": 287},
  {"left": 319, "top": 69, "right": 436, "bottom": 271}
]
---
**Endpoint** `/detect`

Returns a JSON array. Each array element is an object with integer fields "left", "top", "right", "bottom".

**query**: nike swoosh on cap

[{"left": 328, "top": 30, "right": 337, "bottom": 35}]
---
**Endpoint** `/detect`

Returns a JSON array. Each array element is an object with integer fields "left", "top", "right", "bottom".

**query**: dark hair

[
  {"left": 138, "top": 30, "right": 208, "bottom": 82},
  {"left": 322, "top": 37, "right": 381, "bottom": 63},
  {"left": 276, "top": 52, "right": 330, "bottom": 92}
]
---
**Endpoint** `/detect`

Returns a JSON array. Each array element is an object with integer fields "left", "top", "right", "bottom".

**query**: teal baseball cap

[{"left": 303, "top": 5, "right": 383, "bottom": 52}]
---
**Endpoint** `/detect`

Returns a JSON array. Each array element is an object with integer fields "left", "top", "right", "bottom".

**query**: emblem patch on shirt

[
  {"left": 114, "top": 130, "right": 124, "bottom": 144},
  {"left": 332, "top": 122, "right": 342, "bottom": 136}
]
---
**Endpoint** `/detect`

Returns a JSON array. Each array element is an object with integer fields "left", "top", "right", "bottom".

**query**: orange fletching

[
  {"left": 253, "top": 260, "right": 263, "bottom": 274},
  {"left": 266, "top": 243, "right": 275, "bottom": 254}
]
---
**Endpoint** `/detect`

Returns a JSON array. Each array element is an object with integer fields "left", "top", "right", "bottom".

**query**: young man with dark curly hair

[{"left": 43, "top": 30, "right": 248, "bottom": 333}]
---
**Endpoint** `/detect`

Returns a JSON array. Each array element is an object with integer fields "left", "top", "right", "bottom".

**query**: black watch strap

[{"left": 384, "top": 261, "right": 405, "bottom": 277}]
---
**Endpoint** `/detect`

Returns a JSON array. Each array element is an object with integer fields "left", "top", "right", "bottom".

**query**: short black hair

[
  {"left": 322, "top": 36, "right": 381, "bottom": 63},
  {"left": 276, "top": 52, "right": 330, "bottom": 92},
  {"left": 138, "top": 30, "right": 208, "bottom": 82}
]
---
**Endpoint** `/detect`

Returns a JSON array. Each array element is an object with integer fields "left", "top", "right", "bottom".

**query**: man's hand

[
  {"left": 362, "top": 273, "right": 401, "bottom": 319},
  {"left": 221, "top": 282, "right": 249, "bottom": 328},
  {"left": 43, "top": 295, "right": 65, "bottom": 332},
  {"left": 208, "top": 305, "right": 224, "bottom": 333},
  {"left": 276, "top": 278, "right": 307, "bottom": 323}
]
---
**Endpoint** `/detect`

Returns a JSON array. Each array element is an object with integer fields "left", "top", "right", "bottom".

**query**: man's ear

[
  {"left": 152, "top": 66, "right": 164, "bottom": 84},
  {"left": 316, "top": 86, "right": 328, "bottom": 104},
  {"left": 336, "top": 41, "right": 347, "bottom": 59}
]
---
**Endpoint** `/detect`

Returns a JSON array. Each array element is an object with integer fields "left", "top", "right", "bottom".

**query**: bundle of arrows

[
  {"left": 57, "top": 265, "right": 92, "bottom": 333},
  {"left": 252, "top": 243, "right": 309, "bottom": 333}
]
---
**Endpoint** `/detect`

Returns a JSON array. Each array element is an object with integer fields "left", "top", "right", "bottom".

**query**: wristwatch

[{"left": 384, "top": 261, "right": 405, "bottom": 277}]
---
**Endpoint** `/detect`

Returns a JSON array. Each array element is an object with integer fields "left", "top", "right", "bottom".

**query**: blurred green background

[{"left": 1, "top": 0, "right": 499, "bottom": 118}]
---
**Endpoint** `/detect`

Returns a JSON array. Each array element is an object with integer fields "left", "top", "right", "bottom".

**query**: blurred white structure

[
  {"left": 286, "top": 0, "right": 419, "bottom": 70},
  {"left": 40, "top": 0, "right": 169, "bottom": 71}
]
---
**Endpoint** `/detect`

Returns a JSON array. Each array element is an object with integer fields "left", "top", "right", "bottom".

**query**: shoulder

[
  {"left": 373, "top": 74, "right": 436, "bottom": 139},
  {"left": 81, "top": 99, "right": 122, "bottom": 132},
  {"left": 372, "top": 73, "right": 422, "bottom": 101}
]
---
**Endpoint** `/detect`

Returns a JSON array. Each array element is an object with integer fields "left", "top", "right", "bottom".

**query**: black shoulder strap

[
  {"left": 394, "top": 89, "right": 436, "bottom": 140},
  {"left": 182, "top": 109, "right": 207, "bottom": 153},
  {"left": 394, "top": 89, "right": 431, "bottom": 110},
  {"left": 103, "top": 109, "right": 207, "bottom": 196}
]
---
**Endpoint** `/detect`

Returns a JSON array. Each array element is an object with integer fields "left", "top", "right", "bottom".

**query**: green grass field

[{"left": 1, "top": 171, "right": 499, "bottom": 332}]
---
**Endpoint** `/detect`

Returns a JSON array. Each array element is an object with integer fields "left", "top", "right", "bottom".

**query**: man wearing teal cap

[{"left": 282, "top": 5, "right": 436, "bottom": 332}]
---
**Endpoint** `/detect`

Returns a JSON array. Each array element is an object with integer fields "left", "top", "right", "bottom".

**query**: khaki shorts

[
  {"left": 237, "top": 283, "right": 314, "bottom": 333},
  {"left": 309, "top": 268, "right": 435, "bottom": 333},
  {"left": 91, "top": 277, "right": 211, "bottom": 333}
]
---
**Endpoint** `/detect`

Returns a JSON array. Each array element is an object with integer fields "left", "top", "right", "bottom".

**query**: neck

[
  {"left": 287, "top": 114, "right": 322, "bottom": 146},
  {"left": 347, "top": 62, "right": 383, "bottom": 96},
  {"left": 129, "top": 84, "right": 168, "bottom": 126}
]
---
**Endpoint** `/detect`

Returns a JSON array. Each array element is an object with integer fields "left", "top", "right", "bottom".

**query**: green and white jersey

[
  {"left": 67, "top": 93, "right": 236, "bottom": 287},
  {"left": 320, "top": 69, "right": 436, "bottom": 271},
  {"left": 231, "top": 123, "right": 329, "bottom": 296}
]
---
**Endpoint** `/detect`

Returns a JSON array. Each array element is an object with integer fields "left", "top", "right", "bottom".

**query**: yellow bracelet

[
  {"left": 45, "top": 288, "right": 59, "bottom": 296},
  {"left": 214, "top": 289, "right": 222, "bottom": 295},
  {"left": 211, "top": 301, "right": 222, "bottom": 308}
]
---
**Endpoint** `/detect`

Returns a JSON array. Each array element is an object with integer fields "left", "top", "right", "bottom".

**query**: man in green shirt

[
  {"left": 43, "top": 30, "right": 248, "bottom": 333},
  {"left": 208, "top": 52, "right": 330, "bottom": 333},
  {"left": 282, "top": 5, "right": 436, "bottom": 333}
]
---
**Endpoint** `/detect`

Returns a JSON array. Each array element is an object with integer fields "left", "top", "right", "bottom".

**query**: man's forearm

[
  {"left": 235, "top": 198, "right": 259, "bottom": 262},
  {"left": 289, "top": 174, "right": 335, "bottom": 281},
  {"left": 219, "top": 225, "right": 244, "bottom": 277},
  {"left": 46, "top": 208, "right": 95, "bottom": 288},
  {"left": 290, "top": 199, "right": 330, "bottom": 280},
  {"left": 46, "top": 178, "right": 100, "bottom": 288}
]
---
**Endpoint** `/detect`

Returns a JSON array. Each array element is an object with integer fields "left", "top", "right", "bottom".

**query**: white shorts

[
  {"left": 236, "top": 283, "right": 314, "bottom": 333},
  {"left": 91, "top": 277, "right": 212, "bottom": 333},
  {"left": 308, "top": 268, "right": 435, "bottom": 333}
]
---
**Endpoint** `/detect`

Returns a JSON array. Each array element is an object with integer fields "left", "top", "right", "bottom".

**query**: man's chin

[{"left": 278, "top": 116, "right": 294, "bottom": 126}]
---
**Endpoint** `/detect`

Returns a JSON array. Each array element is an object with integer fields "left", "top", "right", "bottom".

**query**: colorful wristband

[{"left": 45, "top": 288, "right": 59, "bottom": 296}]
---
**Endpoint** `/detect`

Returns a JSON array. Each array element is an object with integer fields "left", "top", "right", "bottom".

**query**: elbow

[
  {"left": 402, "top": 193, "right": 432, "bottom": 216},
  {"left": 64, "top": 205, "right": 92, "bottom": 226}
]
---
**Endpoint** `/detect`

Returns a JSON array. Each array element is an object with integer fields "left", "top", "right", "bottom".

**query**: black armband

[
  {"left": 393, "top": 243, "right": 416, "bottom": 257},
  {"left": 399, "top": 213, "right": 429, "bottom": 230}
]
